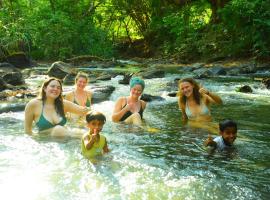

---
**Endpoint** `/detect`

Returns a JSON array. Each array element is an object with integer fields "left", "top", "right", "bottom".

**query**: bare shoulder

[
  {"left": 116, "top": 96, "right": 126, "bottom": 103},
  {"left": 86, "top": 90, "right": 92, "bottom": 97},
  {"left": 26, "top": 98, "right": 41, "bottom": 107}
]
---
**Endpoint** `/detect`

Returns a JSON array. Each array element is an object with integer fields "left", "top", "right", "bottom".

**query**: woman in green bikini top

[
  {"left": 24, "top": 77, "right": 90, "bottom": 137},
  {"left": 65, "top": 72, "right": 92, "bottom": 122}
]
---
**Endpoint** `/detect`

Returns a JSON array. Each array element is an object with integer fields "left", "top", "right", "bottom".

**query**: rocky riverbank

[{"left": 1, "top": 57, "right": 269, "bottom": 113}]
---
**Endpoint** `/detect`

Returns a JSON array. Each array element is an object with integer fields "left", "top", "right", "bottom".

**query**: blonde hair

[
  {"left": 75, "top": 72, "right": 89, "bottom": 84},
  {"left": 178, "top": 78, "right": 201, "bottom": 105}
]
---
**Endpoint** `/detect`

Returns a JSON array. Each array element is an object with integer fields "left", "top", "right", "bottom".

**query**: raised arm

[
  {"left": 112, "top": 97, "right": 129, "bottom": 122},
  {"left": 63, "top": 100, "right": 89, "bottom": 115},
  {"left": 199, "top": 88, "right": 223, "bottom": 105},
  {"left": 24, "top": 100, "right": 35, "bottom": 135}
]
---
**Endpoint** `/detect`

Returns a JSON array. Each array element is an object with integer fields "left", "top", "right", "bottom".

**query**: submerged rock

[
  {"left": 141, "top": 93, "right": 165, "bottom": 102},
  {"left": 91, "top": 85, "right": 115, "bottom": 103},
  {"left": 238, "top": 85, "right": 253, "bottom": 93}
]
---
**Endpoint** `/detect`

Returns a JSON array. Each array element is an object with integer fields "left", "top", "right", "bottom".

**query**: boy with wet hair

[
  {"left": 81, "top": 111, "right": 109, "bottom": 159},
  {"left": 204, "top": 119, "right": 237, "bottom": 151}
]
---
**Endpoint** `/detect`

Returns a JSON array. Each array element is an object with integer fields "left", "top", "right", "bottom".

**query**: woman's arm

[
  {"left": 112, "top": 97, "right": 129, "bottom": 122},
  {"left": 64, "top": 91, "right": 74, "bottom": 102},
  {"left": 199, "top": 88, "right": 222, "bottom": 105},
  {"left": 63, "top": 100, "right": 89, "bottom": 115},
  {"left": 24, "top": 100, "right": 35, "bottom": 135},
  {"left": 141, "top": 100, "right": 147, "bottom": 110}
]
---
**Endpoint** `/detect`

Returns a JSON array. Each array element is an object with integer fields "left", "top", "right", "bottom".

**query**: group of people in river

[{"left": 24, "top": 72, "right": 238, "bottom": 159}]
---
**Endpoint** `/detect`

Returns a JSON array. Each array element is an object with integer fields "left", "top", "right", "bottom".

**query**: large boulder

[
  {"left": 47, "top": 61, "right": 75, "bottom": 79},
  {"left": 6, "top": 52, "right": 32, "bottom": 68},
  {"left": 91, "top": 85, "right": 115, "bottom": 103},
  {"left": 193, "top": 68, "right": 213, "bottom": 79},
  {"left": 3, "top": 71, "right": 25, "bottom": 85}
]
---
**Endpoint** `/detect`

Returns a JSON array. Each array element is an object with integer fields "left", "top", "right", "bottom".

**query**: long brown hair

[
  {"left": 178, "top": 78, "right": 201, "bottom": 105},
  {"left": 39, "top": 77, "right": 65, "bottom": 117}
]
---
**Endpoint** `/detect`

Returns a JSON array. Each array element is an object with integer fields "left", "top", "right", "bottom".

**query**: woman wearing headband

[{"left": 112, "top": 77, "right": 147, "bottom": 125}]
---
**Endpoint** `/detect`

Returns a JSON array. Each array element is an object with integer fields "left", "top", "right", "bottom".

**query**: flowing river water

[{"left": 0, "top": 69, "right": 269, "bottom": 200}]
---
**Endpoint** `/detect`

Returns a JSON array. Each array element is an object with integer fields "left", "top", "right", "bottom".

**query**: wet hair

[
  {"left": 39, "top": 77, "right": 65, "bottom": 117},
  {"left": 219, "top": 119, "right": 238, "bottom": 132},
  {"left": 75, "top": 72, "right": 89, "bottom": 84},
  {"left": 130, "top": 77, "right": 145, "bottom": 91},
  {"left": 178, "top": 78, "right": 201, "bottom": 105},
  {"left": 86, "top": 111, "right": 106, "bottom": 124}
]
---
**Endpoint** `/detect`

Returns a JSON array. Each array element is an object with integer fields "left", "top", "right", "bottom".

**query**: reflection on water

[{"left": 0, "top": 75, "right": 270, "bottom": 200}]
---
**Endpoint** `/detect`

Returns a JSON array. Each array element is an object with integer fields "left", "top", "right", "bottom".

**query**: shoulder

[
  {"left": 26, "top": 98, "right": 41, "bottom": 107},
  {"left": 116, "top": 96, "right": 126, "bottom": 104},
  {"left": 86, "top": 90, "right": 92, "bottom": 96}
]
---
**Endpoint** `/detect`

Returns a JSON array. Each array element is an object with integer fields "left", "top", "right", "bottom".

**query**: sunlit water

[{"left": 0, "top": 72, "right": 270, "bottom": 200}]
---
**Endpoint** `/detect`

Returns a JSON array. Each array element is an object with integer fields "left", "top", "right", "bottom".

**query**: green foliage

[{"left": 0, "top": 0, "right": 269, "bottom": 60}]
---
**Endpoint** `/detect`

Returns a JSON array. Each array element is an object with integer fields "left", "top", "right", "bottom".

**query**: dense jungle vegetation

[{"left": 0, "top": 0, "right": 269, "bottom": 61}]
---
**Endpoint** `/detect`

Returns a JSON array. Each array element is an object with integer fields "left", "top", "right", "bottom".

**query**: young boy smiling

[
  {"left": 204, "top": 119, "right": 237, "bottom": 151},
  {"left": 81, "top": 111, "right": 109, "bottom": 159}
]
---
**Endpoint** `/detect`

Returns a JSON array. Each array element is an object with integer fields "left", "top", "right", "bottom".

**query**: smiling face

[
  {"left": 44, "top": 80, "right": 62, "bottom": 99},
  {"left": 76, "top": 77, "right": 88, "bottom": 90},
  {"left": 130, "top": 84, "right": 143, "bottom": 98},
  {"left": 221, "top": 127, "right": 237, "bottom": 145},
  {"left": 87, "top": 120, "right": 104, "bottom": 135},
  {"left": 179, "top": 81, "right": 194, "bottom": 98}
]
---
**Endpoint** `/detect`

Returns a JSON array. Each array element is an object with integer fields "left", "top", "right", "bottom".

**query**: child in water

[
  {"left": 204, "top": 119, "right": 237, "bottom": 151},
  {"left": 81, "top": 111, "right": 109, "bottom": 159}
]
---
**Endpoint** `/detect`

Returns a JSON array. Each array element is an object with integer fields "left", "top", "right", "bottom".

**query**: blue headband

[{"left": 130, "top": 77, "right": 145, "bottom": 91}]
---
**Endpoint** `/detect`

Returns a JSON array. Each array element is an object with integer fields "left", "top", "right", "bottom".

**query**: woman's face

[
  {"left": 76, "top": 77, "right": 88, "bottom": 90},
  {"left": 179, "top": 81, "right": 194, "bottom": 97},
  {"left": 130, "top": 84, "right": 143, "bottom": 98},
  {"left": 44, "top": 80, "right": 62, "bottom": 99}
]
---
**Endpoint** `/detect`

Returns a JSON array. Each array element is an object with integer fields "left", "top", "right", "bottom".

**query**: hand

[
  {"left": 204, "top": 134, "right": 214, "bottom": 147},
  {"left": 91, "top": 129, "right": 99, "bottom": 142},
  {"left": 199, "top": 87, "right": 209, "bottom": 96}
]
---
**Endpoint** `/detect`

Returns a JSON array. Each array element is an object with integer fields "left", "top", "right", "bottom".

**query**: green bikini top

[
  {"left": 73, "top": 91, "right": 91, "bottom": 107},
  {"left": 36, "top": 105, "right": 67, "bottom": 132}
]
